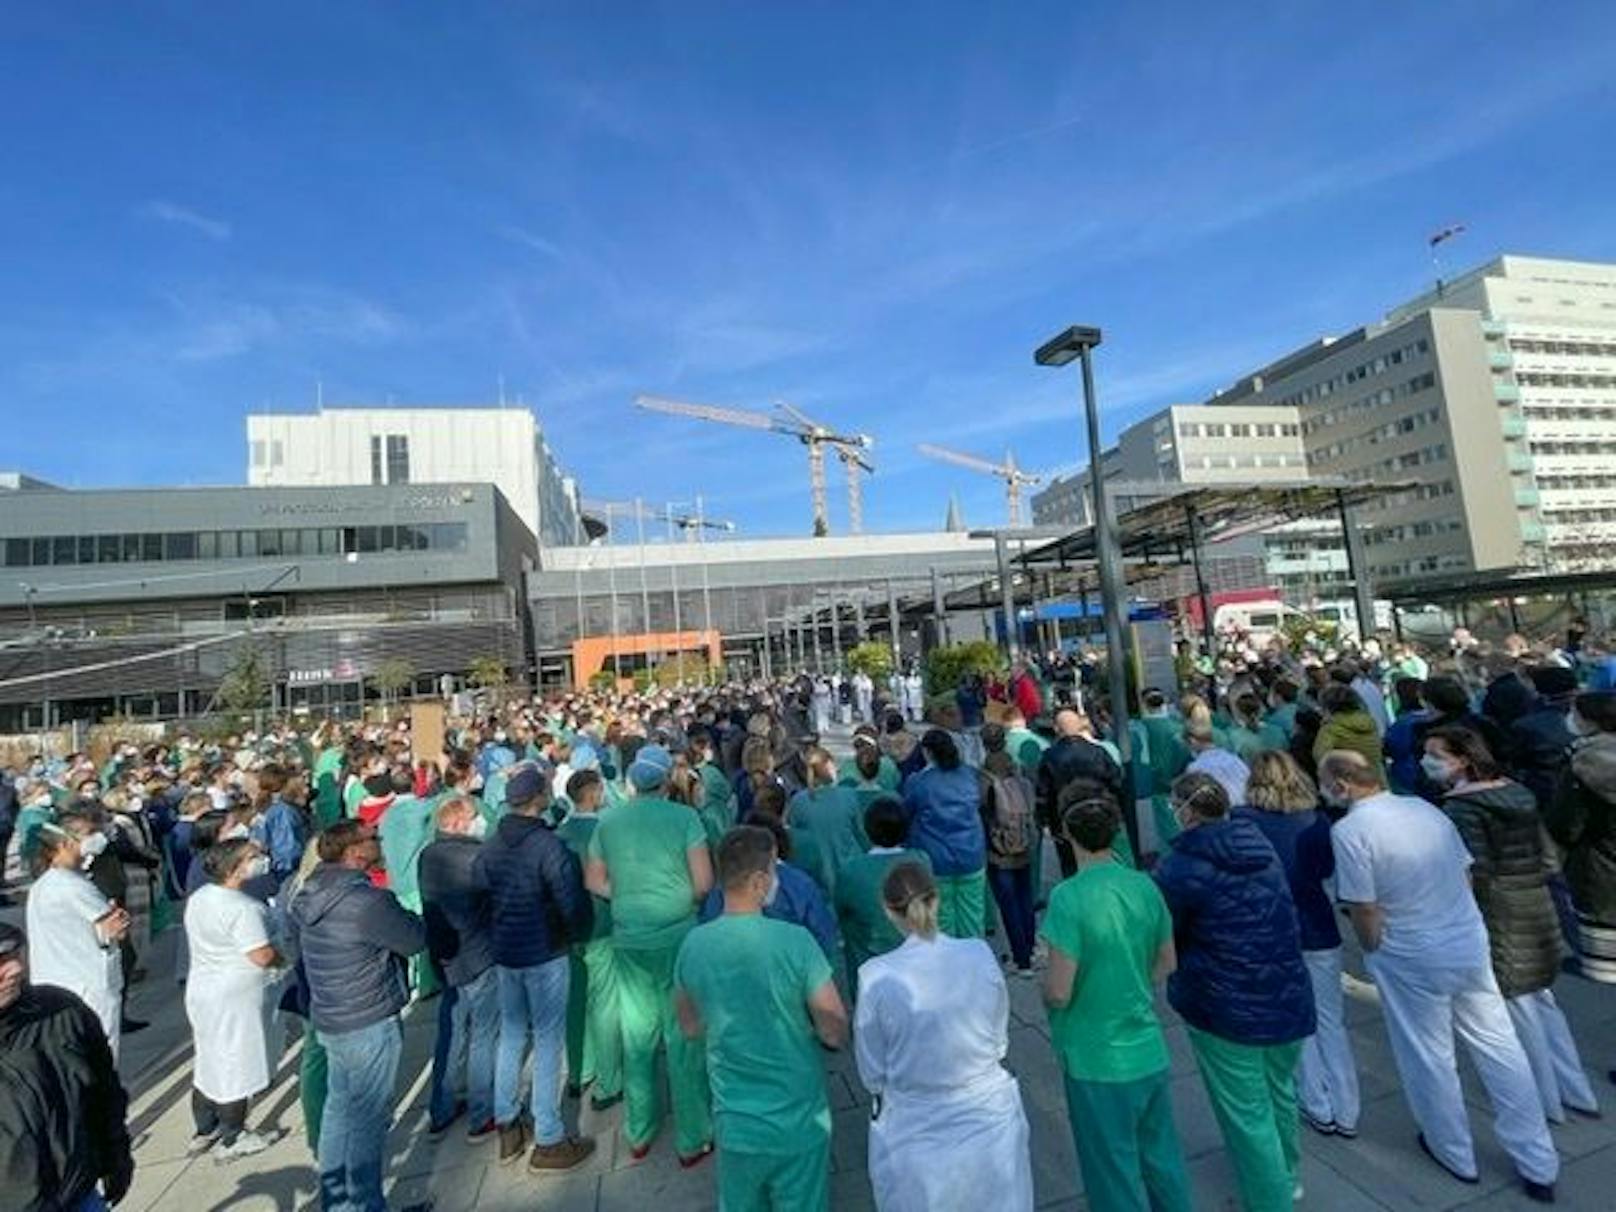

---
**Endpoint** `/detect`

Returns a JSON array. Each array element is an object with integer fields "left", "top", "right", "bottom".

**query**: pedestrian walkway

[{"left": 28, "top": 724, "right": 1616, "bottom": 1211}]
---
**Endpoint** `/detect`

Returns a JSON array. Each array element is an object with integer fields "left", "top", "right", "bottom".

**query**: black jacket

[
  {"left": 1547, "top": 733, "right": 1616, "bottom": 922},
  {"left": 1034, "top": 735, "right": 1124, "bottom": 831},
  {"left": 0, "top": 986, "right": 132, "bottom": 1212},
  {"left": 1507, "top": 704, "right": 1575, "bottom": 812},
  {"left": 477, "top": 814, "right": 592, "bottom": 970},
  {"left": 1444, "top": 781, "right": 1562, "bottom": 996},
  {"left": 287, "top": 864, "right": 426, "bottom": 1036},
  {"left": 418, "top": 833, "right": 496, "bottom": 987}
]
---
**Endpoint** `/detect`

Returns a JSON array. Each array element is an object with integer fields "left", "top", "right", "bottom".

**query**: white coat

[
  {"left": 26, "top": 866, "right": 122, "bottom": 1059},
  {"left": 855, "top": 934, "right": 1033, "bottom": 1212},
  {"left": 184, "top": 883, "right": 280, "bottom": 1103}
]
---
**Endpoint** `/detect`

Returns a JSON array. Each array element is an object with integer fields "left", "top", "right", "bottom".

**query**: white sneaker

[
  {"left": 185, "top": 1131, "right": 219, "bottom": 1157},
  {"left": 214, "top": 1130, "right": 273, "bottom": 1163}
]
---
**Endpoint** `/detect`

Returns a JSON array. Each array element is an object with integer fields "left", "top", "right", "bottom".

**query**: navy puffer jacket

[{"left": 1154, "top": 814, "right": 1315, "bottom": 1045}]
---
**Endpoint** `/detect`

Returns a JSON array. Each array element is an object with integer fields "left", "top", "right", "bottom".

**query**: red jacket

[{"left": 1012, "top": 673, "right": 1043, "bottom": 721}]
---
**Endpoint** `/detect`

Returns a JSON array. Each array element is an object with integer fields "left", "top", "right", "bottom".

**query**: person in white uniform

[
  {"left": 855, "top": 860, "right": 1033, "bottom": 1212},
  {"left": 1321, "top": 750, "right": 1560, "bottom": 1203},
  {"left": 184, "top": 836, "right": 284, "bottom": 1161},
  {"left": 25, "top": 814, "right": 128, "bottom": 1061},
  {"left": 903, "top": 672, "right": 925, "bottom": 724}
]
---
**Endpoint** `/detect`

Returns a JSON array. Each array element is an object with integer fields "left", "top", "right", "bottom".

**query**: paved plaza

[{"left": 7, "top": 723, "right": 1614, "bottom": 1212}]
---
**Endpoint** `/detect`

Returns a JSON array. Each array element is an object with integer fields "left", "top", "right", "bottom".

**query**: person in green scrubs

[
  {"left": 557, "top": 770, "right": 623, "bottom": 1110},
  {"left": 674, "top": 826, "right": 849, "bottom": 1212},
  {"left": 1041, "top": 794, "right": 1192, "bottom": 1212},
  {"left": 837, "top": 729, "right": 901, "bottom": 793},
  {"left": 833, "top": 796, "right": 930, "bottom": 1000},
  {"left": 312, "top": 728, "right": 346, "bottom": 830},
  {"left": 1139, "top": 689, "right": 1190, "bottom": 849},
  {"left": 378, "top": 768, "right": 442, "bottom": 998},
  {"left": 584, "top": 745, "right": 715, "bottom": 1164},
  {"left": 688, "top": 728, "right": 737, "bottom": 834},
  {"left": 788, "top": 747, "right": 869, "bottom": 901}
]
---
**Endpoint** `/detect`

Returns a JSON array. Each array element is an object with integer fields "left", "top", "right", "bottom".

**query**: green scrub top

[
  {"left": 313, "top": 747, "right": 345, "bottom": 829},
  {"left": 699, "top": 762, "right": 736, "bottom": 831},
  {"left": 378, "top": 795, "right": 437, "bottom": 907},
  {"left": 1227, "top": 722, "right": 1286, "bottom": 764},
  {"left": 787, "top": 786, "right": 869, "bottom": 899},
  {"left": 834, "top": 848, "right": 931, "bottom": 975},
  {"left": 1039, "top": 863, "right": 1171, "bottom": 1083},
  {"left": 836, "top": 754, "right": 900, "bottom": 793},
  {"left": 673, "top": 912, "right": 833, "bottom": 1154},
  {"left": 556, "top": 813, "right": 613, "bottom": 941},
  {"left": 342, "top": 776, "right": 367, "bottom": 820},
  {"left": 1005, "top": 727, "right": 1049, "bottom": 775},
  {"left": 588, "top": 795, "right": 708, "bottom": 950}
]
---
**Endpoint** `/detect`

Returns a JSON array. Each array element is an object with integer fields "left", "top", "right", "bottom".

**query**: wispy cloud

[{"left": 139, "top": 199, "right": 232, "bottom": 241}]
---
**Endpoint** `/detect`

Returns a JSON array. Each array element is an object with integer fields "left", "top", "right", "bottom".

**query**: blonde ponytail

[{"left": 882, "top": 860, "right": 939, "bottom": 940}]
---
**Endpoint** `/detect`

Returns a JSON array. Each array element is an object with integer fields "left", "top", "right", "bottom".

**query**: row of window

[
  {"left": 1522, "top": 404, "right": 1616, "bottom": 421},
  {"left": 1372, "top": 552, "right": 1470, "bottom": 579},
  {"left": 1509, "top": 339, "right": 1616, "bottom": 357},
  {"left": 1543, "top": 509, "right": 1616, "bottom": 524},
  {"left": 1189, "top": 452, "right": 1301, "bottom": 470},
  {"left": 1529, "top": 440, "right": 1616, "bottom": 457},
  {"left": 1339, "top": 441, "right": 1449, "bottom": 481},
  {"left": 1301, "top": 371, "right": 1439, "bottom": 435},
  {"left": 1277, "top": 338, "right": 1431, "bottom": 411},
  {"left": 1516, "top": 372, "right": 1616, "bottom": 390},
  {"left": 1177, "top": 420, "right": 1301, "bottom": 439},
  {"left": 1357, "top": 478, "right": 1457, "bottom": 514},
  {"left": 1, "top": 522, "right": 469, "bottom": 569},
  {"left": 1363, "top": 516, "right": 1465, "bottom": 548},
  {"left": 1311, "top": 406, "right": 1443, "bottom": 461},
  {"left": 1538, "top": 475, "right": 1616, "bottom": 491}
]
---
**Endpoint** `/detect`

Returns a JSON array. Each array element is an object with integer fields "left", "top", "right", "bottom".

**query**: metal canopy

[
  {"left": 1383, "top": 566, "right": 1616, "bottom": 608},
  {"left": 1014, "top": 479, "right": 1416, "bottom": 569}
]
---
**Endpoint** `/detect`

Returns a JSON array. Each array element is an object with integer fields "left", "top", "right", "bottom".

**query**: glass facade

[{"left": 1, "top": 522, "right": 468, "bottom": 568}]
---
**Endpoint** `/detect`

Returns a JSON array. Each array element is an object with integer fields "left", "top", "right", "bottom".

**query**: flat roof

[{"left": 1383, "top": 566, "right": 1616, "bottom": 608}]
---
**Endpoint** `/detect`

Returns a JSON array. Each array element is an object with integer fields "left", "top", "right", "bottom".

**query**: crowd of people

[{"left": 0, "top": 621, "right": 1614, "bottom": 1210}]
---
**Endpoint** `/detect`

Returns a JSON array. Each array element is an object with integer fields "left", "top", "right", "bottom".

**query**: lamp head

[{"left": 1034, "top": 325, "right": 1104, "bottom": 367}]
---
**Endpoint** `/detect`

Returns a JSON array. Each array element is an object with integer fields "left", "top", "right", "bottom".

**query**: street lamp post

[
  {"left": 1036, "top": 324, "right": 1138, "bottom": 854},
  {"left": 995, "top": 532, "right": 1018, "bottom": 662}
]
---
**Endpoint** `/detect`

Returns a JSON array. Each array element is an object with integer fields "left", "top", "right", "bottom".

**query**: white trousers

[
  {"left": 1507, "top": 988, "right": 1598, "bottom": 1123},
  {"left": 1366, "top": 953, "right": 1558, "bottom": 1185},
  {"left": 1298, "top": 947, "right": 1361, "bottom": 1131}
]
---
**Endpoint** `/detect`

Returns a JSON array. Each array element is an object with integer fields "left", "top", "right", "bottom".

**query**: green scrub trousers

[
  {"left": 565, "top": 938, "right": 623, "bottom": 1100},
  {"left": 617, "top": 939, "right": 712, "bottom": 1156},
  {"left": 1063, "top": 1070, "right": 1193, "bottom": 1212},
  {"left": 936, "top": 868, "right": 987, "bottom": 939},
  {"left": 1188, "top": 1028, "right": 1302, "bottom": 1212},
  {"left": 718, "top": 1137, "right": 830, "bottom": 1212},
  {"left": 301, "top": 1029, "right": 328, "bottom": 1156}
]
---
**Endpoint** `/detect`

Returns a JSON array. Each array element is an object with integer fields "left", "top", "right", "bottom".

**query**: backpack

[{"left": 986, "top": 772, "right": 1036, "bottom": 865}]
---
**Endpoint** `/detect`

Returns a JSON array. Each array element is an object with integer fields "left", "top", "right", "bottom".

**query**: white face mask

[
  {"left": 78, "top": 831, "right": 109, "bottom": 866},
  {"left": 1320, "top": 783, "right": 1350, "bottom": 810},
  {"left": 466, "top": 815, "right": 489, "bottom": 840},
  {"left": 1421, "top": 755, "right": 1458, "bottom": 787},
  {"left": 220, "top": 823, "right": 250, "bottom": 842},
  {"left": 246, "top": 855, "right": 271, "bottom": 880}
]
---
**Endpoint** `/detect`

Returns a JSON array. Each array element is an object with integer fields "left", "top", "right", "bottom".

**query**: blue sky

[{"left": 4, "top": 2, "right": 1615, "bottom": 538}]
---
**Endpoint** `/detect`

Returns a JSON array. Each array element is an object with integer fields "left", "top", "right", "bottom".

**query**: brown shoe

[
  {"left": 528, "top": 1136, "right": 596, "bottom": 1172},
  {"left": 497, "top": 1120, "right": 531, "bottom": 1167}
]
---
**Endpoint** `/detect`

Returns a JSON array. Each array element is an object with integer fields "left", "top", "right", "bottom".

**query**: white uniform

[
  {"left": 184, "top": 883, "right": 280, "bottom": 1102},
  {"left": 853, "top": 673, "right": 874, "bottom": 722},
  {"left": 1333, "top": 792, "right": 1559, "bottom": 1185},
  {"left": 26, "top": 866, "right": 122, "bottom": 1060},
  {"left": 855, "top": 935, "right": 1033, "bottom": 1212},
  {"left": 903, "top": 674, "right": 925, "bottom": 723}
]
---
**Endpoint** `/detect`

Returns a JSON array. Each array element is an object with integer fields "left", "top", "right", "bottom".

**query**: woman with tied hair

[
  {"left": 901, "top": 730, "right": 989, "bottom": 939},
  {"left": 788, "top": 746, "right": 870, "bottom": 901},
  {"left": 183, "top": 836, "right": 284, "bottom": 1160},
  {"left": 1155, "top": 771, "right": 1315, "bottom": 1210},
  {"left": 855, "top": 861, "right": 1033, "bottom": 1212},
  {"left": 1238, "top": 750, "right": 1360, "bottom": 1140},
  {"left": 1426, "top": 724, "right": 1599, "bottom": 1122}
]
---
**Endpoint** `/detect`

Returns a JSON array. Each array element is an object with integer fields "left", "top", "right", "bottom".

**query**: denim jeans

[
  {"left": 319, "top": 1016, "right": 403, "bottom": 1212},
  {"left": 430, "top": 966, "right": 500, "bottom": 1128},
  {"left": 986, "top": 864, "right": 1036, "bottom": 968},
  {"left": 71, "top": 1195, "right": 109, "bottom": 1212},
  {"left": 494, "top": 956, "right": 570, "bottom": 1145}
]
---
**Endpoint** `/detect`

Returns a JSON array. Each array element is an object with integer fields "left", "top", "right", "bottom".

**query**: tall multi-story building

[
  {"left": 247, "top": 406, "right": 582, "bottom": 548},
  {"left": 1034, "top": 254, "right": 1616, "bottom": 592}
]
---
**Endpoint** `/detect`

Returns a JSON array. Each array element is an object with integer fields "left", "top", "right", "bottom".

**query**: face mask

[
  {"left": 1421, "top": 755, "right": 1458, "bottom": 787},
  {"left": 220, "top": 823, "right": 250, "bottom": 842},
  {"left": 246, "top": 856, "right": 271, "bottom": 880},
  {"left": 78, "top": 831, "right": 109, "bottom": 865},
  {"left": 1320, "top": 783, "right": 1350, "bottom": 809},
  {"left": 466, "top": 815, "right": 489, "bottom": 840}
]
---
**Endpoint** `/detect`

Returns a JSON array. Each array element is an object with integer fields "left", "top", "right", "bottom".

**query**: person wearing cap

[
  {"left": 585, "top": 743, "right": 716, "bottom": 1165},
  {"left": 0, "top": 921, "right": 135, "bottom": 1212},
  {"left": 1506, "top": 666, "right": 1580, "bottom": 812},
  {"left": 478, "top": 762, "right": 597, "bottom": 1171}
]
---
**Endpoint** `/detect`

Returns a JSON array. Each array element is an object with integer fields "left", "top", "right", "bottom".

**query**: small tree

[
  {"left": 373, "top": 658, "right": 416, "bottom": 713},
  {"left": 924, "top": 640, "right": 1005, "bottom": 695},
  {"left": 468, "top": 655, "right": 510, "bottom": 705},
  {"left": 217, "top": 645, "right": 272, "bottom": 715},
  {"left": 846, "top": 641, "right": 894, "bottom": 682}
]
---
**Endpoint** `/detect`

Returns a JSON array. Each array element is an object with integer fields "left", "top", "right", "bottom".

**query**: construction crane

[
  {"left": 634, "top": 394, "right": 874, "bottom": 536},
  {"left": 917, "top": 443, "right": 1045, "bottom": 527},
  {"left": 582, "top": 498, "right": 736, "bottom": 540}
]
